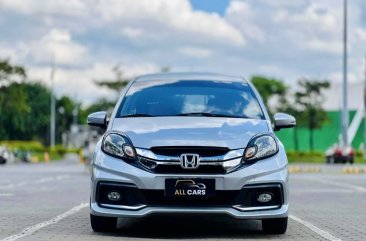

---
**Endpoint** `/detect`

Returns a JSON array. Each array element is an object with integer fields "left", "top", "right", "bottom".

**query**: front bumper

[
  {"left": 90, "top": 147, "right": 289, "bottom": 219},
  {"left": 91, "top": 203, "right": 288, "bottom": 219}
]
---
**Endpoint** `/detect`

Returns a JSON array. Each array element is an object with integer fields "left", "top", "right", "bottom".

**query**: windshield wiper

[
  {"left": 177, "top": 112, "right": 246, "bottom": 118},
  {"left": 121, "top": 113, "right": 155, "bottom": 118}
]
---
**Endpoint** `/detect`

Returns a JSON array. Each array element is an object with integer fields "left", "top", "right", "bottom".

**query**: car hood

[{"left": 111, "top": 117, "right": 270, "bottom": 150}]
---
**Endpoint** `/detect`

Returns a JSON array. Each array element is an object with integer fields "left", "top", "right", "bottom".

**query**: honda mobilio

[{"left": 87, "top": 73, "right": 296, "bottom": 234}]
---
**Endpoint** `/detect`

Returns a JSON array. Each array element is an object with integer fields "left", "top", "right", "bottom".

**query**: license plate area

[{"left": 165, "top": 178, "right": 215, "bottom": 197}]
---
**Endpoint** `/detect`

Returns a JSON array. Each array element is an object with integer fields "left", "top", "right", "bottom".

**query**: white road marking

[
  {"left": 290, "top": 215, "right": 342, "bottom": 241},
  {"left": 0, "top": 202, "right": 88, "bottom": 241},
  {"left": 0, "top": 175, "right": 70, "bottom": 189}
]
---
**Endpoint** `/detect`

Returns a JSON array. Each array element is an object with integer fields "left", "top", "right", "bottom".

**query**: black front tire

[
  {"left": 262, "top": 217, "right": 288, "bottom": 234},
  {"left": 0, "top": 157, "right": 6, "bottom": 164},
  {"left": 325, "top": 157, "right": 330, "bottom": 164},
  {"left": 349, "top": 157, "right": 354, "bottom": 164},
  {"left": 90, "top": 214, "right": 117, "bottom": 232}
]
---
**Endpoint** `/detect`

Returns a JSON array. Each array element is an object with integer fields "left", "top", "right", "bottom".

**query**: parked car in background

[
  {"left": 87, "top": 73, "right": 296, "bottom": 234},
  {"left": 0, "top": 146, "right": 16, "bottom": 164},
  {"left": 325, "top": 144, "right": 354, "bottom": 164},
  {"left": 0, "top": 146, "right": 8, "bottom": 164}
]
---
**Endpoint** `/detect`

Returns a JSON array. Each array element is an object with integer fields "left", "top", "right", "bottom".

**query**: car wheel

[
  {"left": 262, "top": 217, "right": 288, "bottom": 234},
  {"left": 329, "top": 156, "right": 335, "bottom": 164},
  {"left": 90, "top": 214, "right": 117, "bottom": 232},
  {"left": 0, "top": 157, "right": 6, "bottom": 164}
]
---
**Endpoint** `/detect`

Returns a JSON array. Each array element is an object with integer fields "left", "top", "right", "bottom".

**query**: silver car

[{"left": 88, "top": 73, "right": 295, "bottom": 234}]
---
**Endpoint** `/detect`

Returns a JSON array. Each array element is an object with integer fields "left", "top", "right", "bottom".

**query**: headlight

[
  {"left": 244, "top": 134, "right": 278, "bottom": 162},
  {"left": 101, "top": 132, "right": 136, "bottom": 159}
]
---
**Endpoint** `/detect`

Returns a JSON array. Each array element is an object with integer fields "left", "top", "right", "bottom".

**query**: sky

[{"left": 0, "top": 0, "right": 365, "bottom": 110}]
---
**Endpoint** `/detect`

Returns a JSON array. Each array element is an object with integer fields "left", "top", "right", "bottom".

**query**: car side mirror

[
  {"left": 273, "top": 113, "right": 296, "bottom": 131},
  {"left": 87, "top": 111, "right": 108, "bottom": 129}
]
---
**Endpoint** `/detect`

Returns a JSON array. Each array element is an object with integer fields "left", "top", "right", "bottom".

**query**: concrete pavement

[{"left": 1, "top": 158, "right": 365, "bottom": 240}]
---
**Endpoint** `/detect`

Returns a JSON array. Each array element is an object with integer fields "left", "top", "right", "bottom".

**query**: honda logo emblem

[{"left": 180, "top": 154, "right": 200, "bottom": 169}]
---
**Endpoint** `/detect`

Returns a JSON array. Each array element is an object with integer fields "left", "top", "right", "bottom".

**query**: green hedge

[{"left": 0, "top": 140, "right": 45, "bottom": 152}]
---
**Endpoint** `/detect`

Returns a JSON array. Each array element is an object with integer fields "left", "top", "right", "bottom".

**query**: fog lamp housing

[
  {"left": 107, "top": 191, "right": 122, "bottom": 201},
  {"left": 257, "top": 193, "right": 272, "bottom": 203}
]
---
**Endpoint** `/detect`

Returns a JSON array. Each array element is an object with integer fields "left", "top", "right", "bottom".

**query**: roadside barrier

[
  {"left": 289, "top": 165, "right": 366, "bottom": 174},
  {"left": 79, "top": 149, "right": 84, "bottom": 164},
  {"left": 44, "top": 152, "right": 49, "bottom": 163}
]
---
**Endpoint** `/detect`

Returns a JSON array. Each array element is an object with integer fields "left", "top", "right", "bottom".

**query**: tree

[
  {"left": 0, "top": 83, "right": 29, "bottom": 139},
  {"left": 79, "top": 98, "right": 115, "bottom": 124},
  {"left": 0, "top": 59, "right": 28, "bottom": 139},
  {"left": 22, "top": 82, "right": 51, "bottom": 142},
  {"left": 91, "top": 65, "right": 171, "bottom": 113},
  {"left": 295, "top": 79, "right": 330, "bottom": 151},
  {"left": 279, "top": 102, "right": 303, "bottom": 151},
  {"left": 250, "top": 76, "right": 287, "bottom": 115},
  {"left": 94, "top": 65, "right": 131, "bottom": 92},
  {"left": 0, "top": 59, "right": 26, "bottom": 83},
  {"left": 56, "top": 96, "right": 79, "bottom": 144}
]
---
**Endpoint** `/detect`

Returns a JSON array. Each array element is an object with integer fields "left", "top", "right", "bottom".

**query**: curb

[
  {"left": 342, "top": 167, "right": 366, "bottom": 174},
  {"left": 288, "top": 166, "right": 321, "bottom": 173}
]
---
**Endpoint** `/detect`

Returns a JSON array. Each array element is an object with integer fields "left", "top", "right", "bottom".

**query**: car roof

[{"left": 134, "top": 72, "right": 247, "bottom": 83}]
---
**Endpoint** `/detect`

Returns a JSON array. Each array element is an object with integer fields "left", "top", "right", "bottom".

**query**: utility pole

[
  {"left": 50, "top": 59, "right": 56, "bottom": 148},
  {"left": 72, "top": 93, "right": 78, "bottom": 126},
  {"left": 342, "top": 0, "right": 349, "bottom": 148}
]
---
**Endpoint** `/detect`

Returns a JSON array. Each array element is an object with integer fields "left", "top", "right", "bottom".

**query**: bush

[
  {"left": 50, "top": 145, "right": 67, "bottom": 156},
  {"left": 0, "top": 140, "right": 46, "bottom": 152},
  {"left": 0, "top": 140, "right": 80, "bottom": 162}
]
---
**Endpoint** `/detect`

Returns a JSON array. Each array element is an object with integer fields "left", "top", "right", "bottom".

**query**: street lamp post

[
  {"left": 50, "top": 61, "right": 56, "bottom": 148},
  {"left": 342, "top": 0, "right": 349, "bottom": 148}
]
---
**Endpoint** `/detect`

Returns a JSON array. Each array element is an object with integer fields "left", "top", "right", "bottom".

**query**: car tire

[
  {"left": 262, "top": 217, "right": 288, "bottom": 234},
  {"left": 0, "top": 157, "right": 6, "bottom": 164},
  {"left": 90, "top": 214, "right": 117, "bottom": 232},
  {"left": 350, "top": 158, "right": 354, "bottom": 164},
  {"left": 329, "top": 156, "right": 335, "bottom": 164}
]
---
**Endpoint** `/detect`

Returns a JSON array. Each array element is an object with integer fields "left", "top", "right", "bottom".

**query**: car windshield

[{"left": 117, "top": 80, "right": 264, "bottom": 119}]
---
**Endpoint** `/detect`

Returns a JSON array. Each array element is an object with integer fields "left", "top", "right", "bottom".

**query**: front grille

[
  {"left": 96, "top": 182, "right": 284, "bottom": 209},
  {"left": 150, "top": 146, "right": 229, "bottom": 157},
  {"left": 137, "top": 146, "right": 237, "bottom": 174}
]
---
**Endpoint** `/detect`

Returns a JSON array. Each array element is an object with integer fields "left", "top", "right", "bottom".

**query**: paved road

[{"left": 1, "top": 158, "right": 365, "bottom": 241}]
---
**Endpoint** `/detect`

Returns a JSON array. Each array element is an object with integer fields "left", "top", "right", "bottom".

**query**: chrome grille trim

[
  {"left": 135, "top": 147, "right": 244, "bottom": 173},
  {"left": 135, "top": 148, "right": 244, "bottom": 162}
]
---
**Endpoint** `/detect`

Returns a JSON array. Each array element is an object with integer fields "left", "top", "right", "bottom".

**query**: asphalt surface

[{"left": 1, "top": 157, "right": 366, "bottom": 241}]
